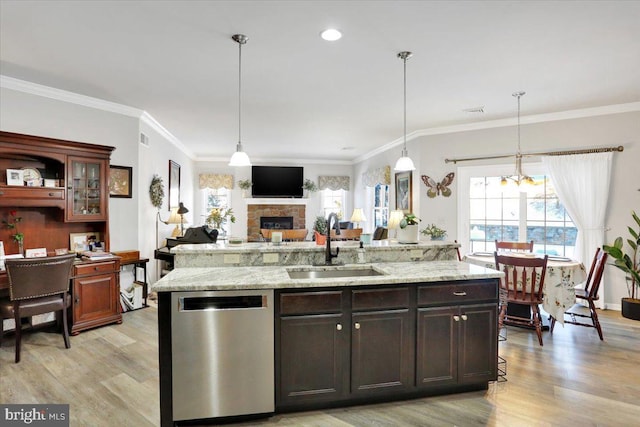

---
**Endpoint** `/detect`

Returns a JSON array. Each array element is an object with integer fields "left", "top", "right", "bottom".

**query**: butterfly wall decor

[{"left": 421, "top": 172, "right": 455, "bottom": 198}]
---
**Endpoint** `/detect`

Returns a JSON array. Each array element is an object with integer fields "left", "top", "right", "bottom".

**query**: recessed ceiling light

[{"left": 320, "top": 29, "right": 342, "bottom": 41}]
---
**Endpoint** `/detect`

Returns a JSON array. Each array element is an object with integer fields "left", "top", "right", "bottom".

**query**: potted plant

[
  {"left": 303, "top": 179, "right": 318, "bottom": 198},
  {"left": 421, "top": 224, "right": 447, "bottom": 241},
  {"left": 313, "top": 215, "right": 328, "bottom": 245},
  {"left": 206, "top": 207, "right": 236, "bottom": 233},
  {"left": 238, "top": 179, "right": 252, "bottom": 198},
  {"left": 603, "top": 210, "right": 640, "bottom": 320},
  {"left": 397, "top": 213, "right": 420, "bottom": 244}
]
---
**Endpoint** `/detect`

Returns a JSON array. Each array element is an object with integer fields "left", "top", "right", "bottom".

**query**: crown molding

[
  {"left": 196, "top": 155, "right": 353, "bottom": 166},
  {"left": 355, "top": 101, "right": 640, "bottom": 163},
  {"left": 1, "top": 75, "right": 143, "bottom": 117},
  {"left": 1, "top": 75, "right": 194, "bottom": 158}
]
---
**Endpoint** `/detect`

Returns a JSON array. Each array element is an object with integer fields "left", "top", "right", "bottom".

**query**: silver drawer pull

[
  {"left": 453, "top": 315, "right": 460, "bottom": 322},
  {"left": 336, "top": 323, "right": 342, "bottom": 331},
  {"left": 461, "top": 314, "right": 468, "bottom": 321},
  {"left": 354, "top": 322, "right": 361, "bottom": 330},
  {"left": 453, "top": 291, "right": 467, "bottom": 296}
]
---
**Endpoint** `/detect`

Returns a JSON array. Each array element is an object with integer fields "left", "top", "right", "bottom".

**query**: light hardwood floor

[{"left": 1, "top": 307, "right": 639, "bottom": 426}]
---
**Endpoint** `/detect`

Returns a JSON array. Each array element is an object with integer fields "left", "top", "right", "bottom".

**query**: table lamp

[
  {"left": 177, "top": 202, "right": 189, "bottom": 236},
  {"left": 166, "top": 208, "right": 182, "bottom": 237},
  {"left": 350, "top": 208, "right": 366, "bottom": 229},
  {"left": 388, "top": 210, "right": 405, "bottom": 239}
]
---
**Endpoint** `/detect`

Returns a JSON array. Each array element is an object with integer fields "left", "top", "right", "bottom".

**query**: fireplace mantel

[{"left": 245, "top": 198, "right": 308, "bottom": 205}]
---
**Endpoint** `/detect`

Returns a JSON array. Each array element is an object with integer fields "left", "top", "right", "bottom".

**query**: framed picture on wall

[
  {"left": 6, "top": 169, "right": 24, "bottom": 186},
  {"left": 109, "top": 165, "right": 133, "bottom": 198},
  {"left": 395, "top": 171, "right": 412, "bottom": 213},
  {"left": 168, "top": 160, "right": 180, "bottom": 211}
]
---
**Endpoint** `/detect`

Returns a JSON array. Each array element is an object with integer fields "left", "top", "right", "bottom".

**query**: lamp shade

[
  {"left": 166, "top": 208, "right": 181, "bottom": 225},
  {"left": 388, "top": 210, "right": 405, "bottom": 229},
  {"left": 177, "top": 202, "right": 189, "bottom": 215},
  {"left": 350, "top": 208, "right": 366, "bottom": 223},
  {"left": 229, "top": 143, "right": 251, "bottom": 166},
  {"left": 394, "top": 155, "right": 416, "bottom": 172}
]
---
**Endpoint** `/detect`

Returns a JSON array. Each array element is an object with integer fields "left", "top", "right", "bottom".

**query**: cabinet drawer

[
  {"left": 418, "top": 281, "right": 497, "bottom": 306},
  {"left": 352, "top": 287, "right": 409, "bottom": 311},
  {"left": 74, "top": 261, "right": 117, "bottom": 277},
  {"left": 279, "top": 291, "right": 343, "bottom": 315},
  {"left": 0, "top": 186, "right": 64, "bottom": 200}
]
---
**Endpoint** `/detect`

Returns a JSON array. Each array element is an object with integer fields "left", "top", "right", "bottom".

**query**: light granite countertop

[
  {"left": 152, "top": 260, "right": 503, "bottom": 292},
  {"left": 170, "top": 239, "right": 456, "bottom": 253}
]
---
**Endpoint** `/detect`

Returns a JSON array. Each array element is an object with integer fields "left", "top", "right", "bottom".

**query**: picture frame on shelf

[
  {"left": 395, "top": 171, "right": 412, "bottom": 213},
  {"left": 69, "top": 232, "right": 102, "bottom": 254},
  {"left": 168, "top": 160, "right": 180, "bottom": 211},
  {"left": 109, "top": 165, "right": 133, "bottom": 198},
  {"left": 6, "top": 169, "right": 24, "bottom": 186}
]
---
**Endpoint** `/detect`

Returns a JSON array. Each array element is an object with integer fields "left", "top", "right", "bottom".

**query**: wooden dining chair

[
  {"left": 0, "top": 253, "right": 75, "bottom": 363},
  {"left": 330, "top": 228, "right": 362, "bottom": 241},
  {"left": 494, "top": 253, "right": 549, "bottom": 346},
  {"left": 495, "top": 240, "right": 534, "bottom": 252},
  {"left": 549, "top": 248, "right": 608, "bottom": 340}
]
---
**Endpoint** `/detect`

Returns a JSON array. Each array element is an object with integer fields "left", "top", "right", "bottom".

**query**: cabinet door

[
  {"left": 66, "top": 156, "right": 107, "bottom": 221},
  {"left": 72, "top": 272, "right": 120, "bottom": 333},
  {"left": 351, "top": 309, "right": 413, "bottom": 395},
  {"left": 278, "top": 313, "right": 348, "bottom": 406},
  {"left": 458, "top": 303, "right": 498, "bottom": 384},
  {"left": 416, "top": 306, "right": 457, "bottom": 387}
]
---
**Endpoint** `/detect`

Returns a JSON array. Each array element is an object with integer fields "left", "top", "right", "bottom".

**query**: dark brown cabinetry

[
  {"left": 277, "top": 290, "right": 348, "bottom": 406},
  {"left": 351, "top": 287, "right": 413, "bottom": 396},
  {"left": 276, "top": 279, "right": 498, "bottom": 411},
  {"left": 71, "top": 258, "right": 122, "bottom": 334},
  {"left": 416, "top": 281, "right": 498, "bottom": 388}
]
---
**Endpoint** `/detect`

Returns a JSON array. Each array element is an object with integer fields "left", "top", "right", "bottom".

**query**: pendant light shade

[
  {"left": 229, "top": 34, "right": 251, "bottom": 167},
  {"left": 394, "top": 51, "right": 416, "bottom": 172}
]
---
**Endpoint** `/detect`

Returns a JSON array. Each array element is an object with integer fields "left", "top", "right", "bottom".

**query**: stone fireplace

[{"left": 247, "top": 204, "right": 306, "bottom": 241}]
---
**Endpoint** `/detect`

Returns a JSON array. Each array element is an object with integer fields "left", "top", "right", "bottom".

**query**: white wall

[
  {"left": 0, "top": 87, "right": 140, "bottom": 252},
  {"left": 355, "top": 111, "right": 640, "bottom": 309},
  {"left": 193, "top": 160, "right": 353, "bottom": 238}
]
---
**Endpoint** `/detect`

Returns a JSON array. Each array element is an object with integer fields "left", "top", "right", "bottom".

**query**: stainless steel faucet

[{"left": 325, "top": 212, "right": 341, "bottom": 265}]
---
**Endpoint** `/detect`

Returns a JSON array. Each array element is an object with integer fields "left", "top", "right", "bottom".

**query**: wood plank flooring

[{"left": 1, "top": 307, "right": 639, "bottom": 426}]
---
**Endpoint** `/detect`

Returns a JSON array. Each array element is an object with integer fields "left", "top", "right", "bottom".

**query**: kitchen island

[{"left": 153, "top": 258, "right": 503, "bottom": 426}]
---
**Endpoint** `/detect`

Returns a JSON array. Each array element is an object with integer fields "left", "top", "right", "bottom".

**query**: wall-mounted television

[{"left": 251, "top": 166, "right": 304, "bottom": 198}]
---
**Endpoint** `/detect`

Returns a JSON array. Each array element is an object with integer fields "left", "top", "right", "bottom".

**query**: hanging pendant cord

[
  {"left": 403, "top": 55, "right": 407, "bottom": 151},
  {"left": 516, "top": 93, "right": 521, "bottom": 154},
  {"left": 238, "top": 41, "right": 242, "bottom": 144}
]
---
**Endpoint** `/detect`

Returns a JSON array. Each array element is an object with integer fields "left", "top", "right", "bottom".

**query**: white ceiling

[{"left": 1, "top": 1, "right": 639, "bottom": 163}]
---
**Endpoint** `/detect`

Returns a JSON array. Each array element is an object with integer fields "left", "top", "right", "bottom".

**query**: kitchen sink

[{"left": 287, "top": 266, "right": 385, "bottom": 279}]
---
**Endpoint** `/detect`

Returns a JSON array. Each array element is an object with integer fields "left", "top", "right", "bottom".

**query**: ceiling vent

[
  {"left": 463, "top": 106, "right": 485, "bottom": 113},
  {"left": 140, "top": 132, "right": 149, "bottom": 147}
]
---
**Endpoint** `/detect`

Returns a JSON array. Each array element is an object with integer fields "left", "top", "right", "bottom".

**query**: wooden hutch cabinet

[{"left": 0, "top": 130, "right": 121, "bottom": 333}]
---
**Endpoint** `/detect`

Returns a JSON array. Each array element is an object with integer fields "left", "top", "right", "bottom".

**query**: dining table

[{"left": 463, "top": 252, "right": 587, "bottom": 325}]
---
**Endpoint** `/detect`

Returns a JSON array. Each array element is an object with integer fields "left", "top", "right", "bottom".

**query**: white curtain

[{"left": 542, "top": 153, "right": 613, "bottom": 308}]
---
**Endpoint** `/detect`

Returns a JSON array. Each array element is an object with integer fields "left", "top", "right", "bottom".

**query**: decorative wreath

[{"left": 149, "top": 174, "right": 165, "bottom": 209}]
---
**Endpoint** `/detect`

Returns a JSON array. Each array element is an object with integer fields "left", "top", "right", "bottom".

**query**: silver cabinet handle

[
  {"left": 453, "top": 291, "right": 467, "bottom": 296},
  {"left": 461, "top": 314, "right": 468, "bottom": 321},
  {"left": 336, "top": 323, "right": 342, "bottom": 331},
  {"left": 354, "top": 322, "right": 361, "bottom": 330},
  {"left": 453, "top": 315, "right": 460, "bottom": 322}
]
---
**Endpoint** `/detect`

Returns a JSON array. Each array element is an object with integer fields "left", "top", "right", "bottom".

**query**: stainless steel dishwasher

[{"left": 171, "top": 289, "right": 274, "bottom": 421}]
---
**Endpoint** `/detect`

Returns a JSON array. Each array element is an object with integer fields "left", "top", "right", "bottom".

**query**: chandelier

[{"left": 501, "top": 91, "right": 534, "bottom": 187}]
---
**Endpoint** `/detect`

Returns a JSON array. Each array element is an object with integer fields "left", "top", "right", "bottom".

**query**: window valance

[
  {"left": 318, "top": 175, "right": 350, "bottom": 191},
  {"left": 198, "top": 174, "right": 234, "bottom": 190},
  {"left": 362, "top": 165, "right": 391, "bottom": 187}
]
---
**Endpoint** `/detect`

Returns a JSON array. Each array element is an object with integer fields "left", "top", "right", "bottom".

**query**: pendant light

[
  {"left": 501, "top": 91, "right": 534, "bottom": 187},
  {"left": 229, "top": 34, "right": 251, "bottom": 167},
  {"left": 394, "top": 51, "right": 416, "bottom": 172}
]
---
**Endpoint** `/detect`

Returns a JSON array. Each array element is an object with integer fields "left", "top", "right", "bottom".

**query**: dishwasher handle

[{"left": 179, "top": 295, "right": 267, "bottom": 311}]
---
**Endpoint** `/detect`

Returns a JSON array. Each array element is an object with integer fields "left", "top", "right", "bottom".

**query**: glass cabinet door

[{"left": 67, "top": 157, "right": 107, "bottom": 221}]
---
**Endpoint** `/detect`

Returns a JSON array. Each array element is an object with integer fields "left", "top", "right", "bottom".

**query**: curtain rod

[{"left": 444, "top": 145, "right": 624, "bottom": 164}]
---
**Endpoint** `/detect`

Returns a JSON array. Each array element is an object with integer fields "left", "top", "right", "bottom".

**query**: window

[
  {"left": 459, "top": 164, "right": 576, "bottom": 257},
  {"left": 321, "top": 189, "right": 346, "bottom": 220},
  {"left": 373, "top": 184, "right": 389, "bottom": 227},
  {"left": 202, "top": 188, "right": 232, "bottom": 234}
]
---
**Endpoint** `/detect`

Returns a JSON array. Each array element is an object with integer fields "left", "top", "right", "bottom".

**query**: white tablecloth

[{"left": 463, "top": 254, "right": 587, "bottom": 324}]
